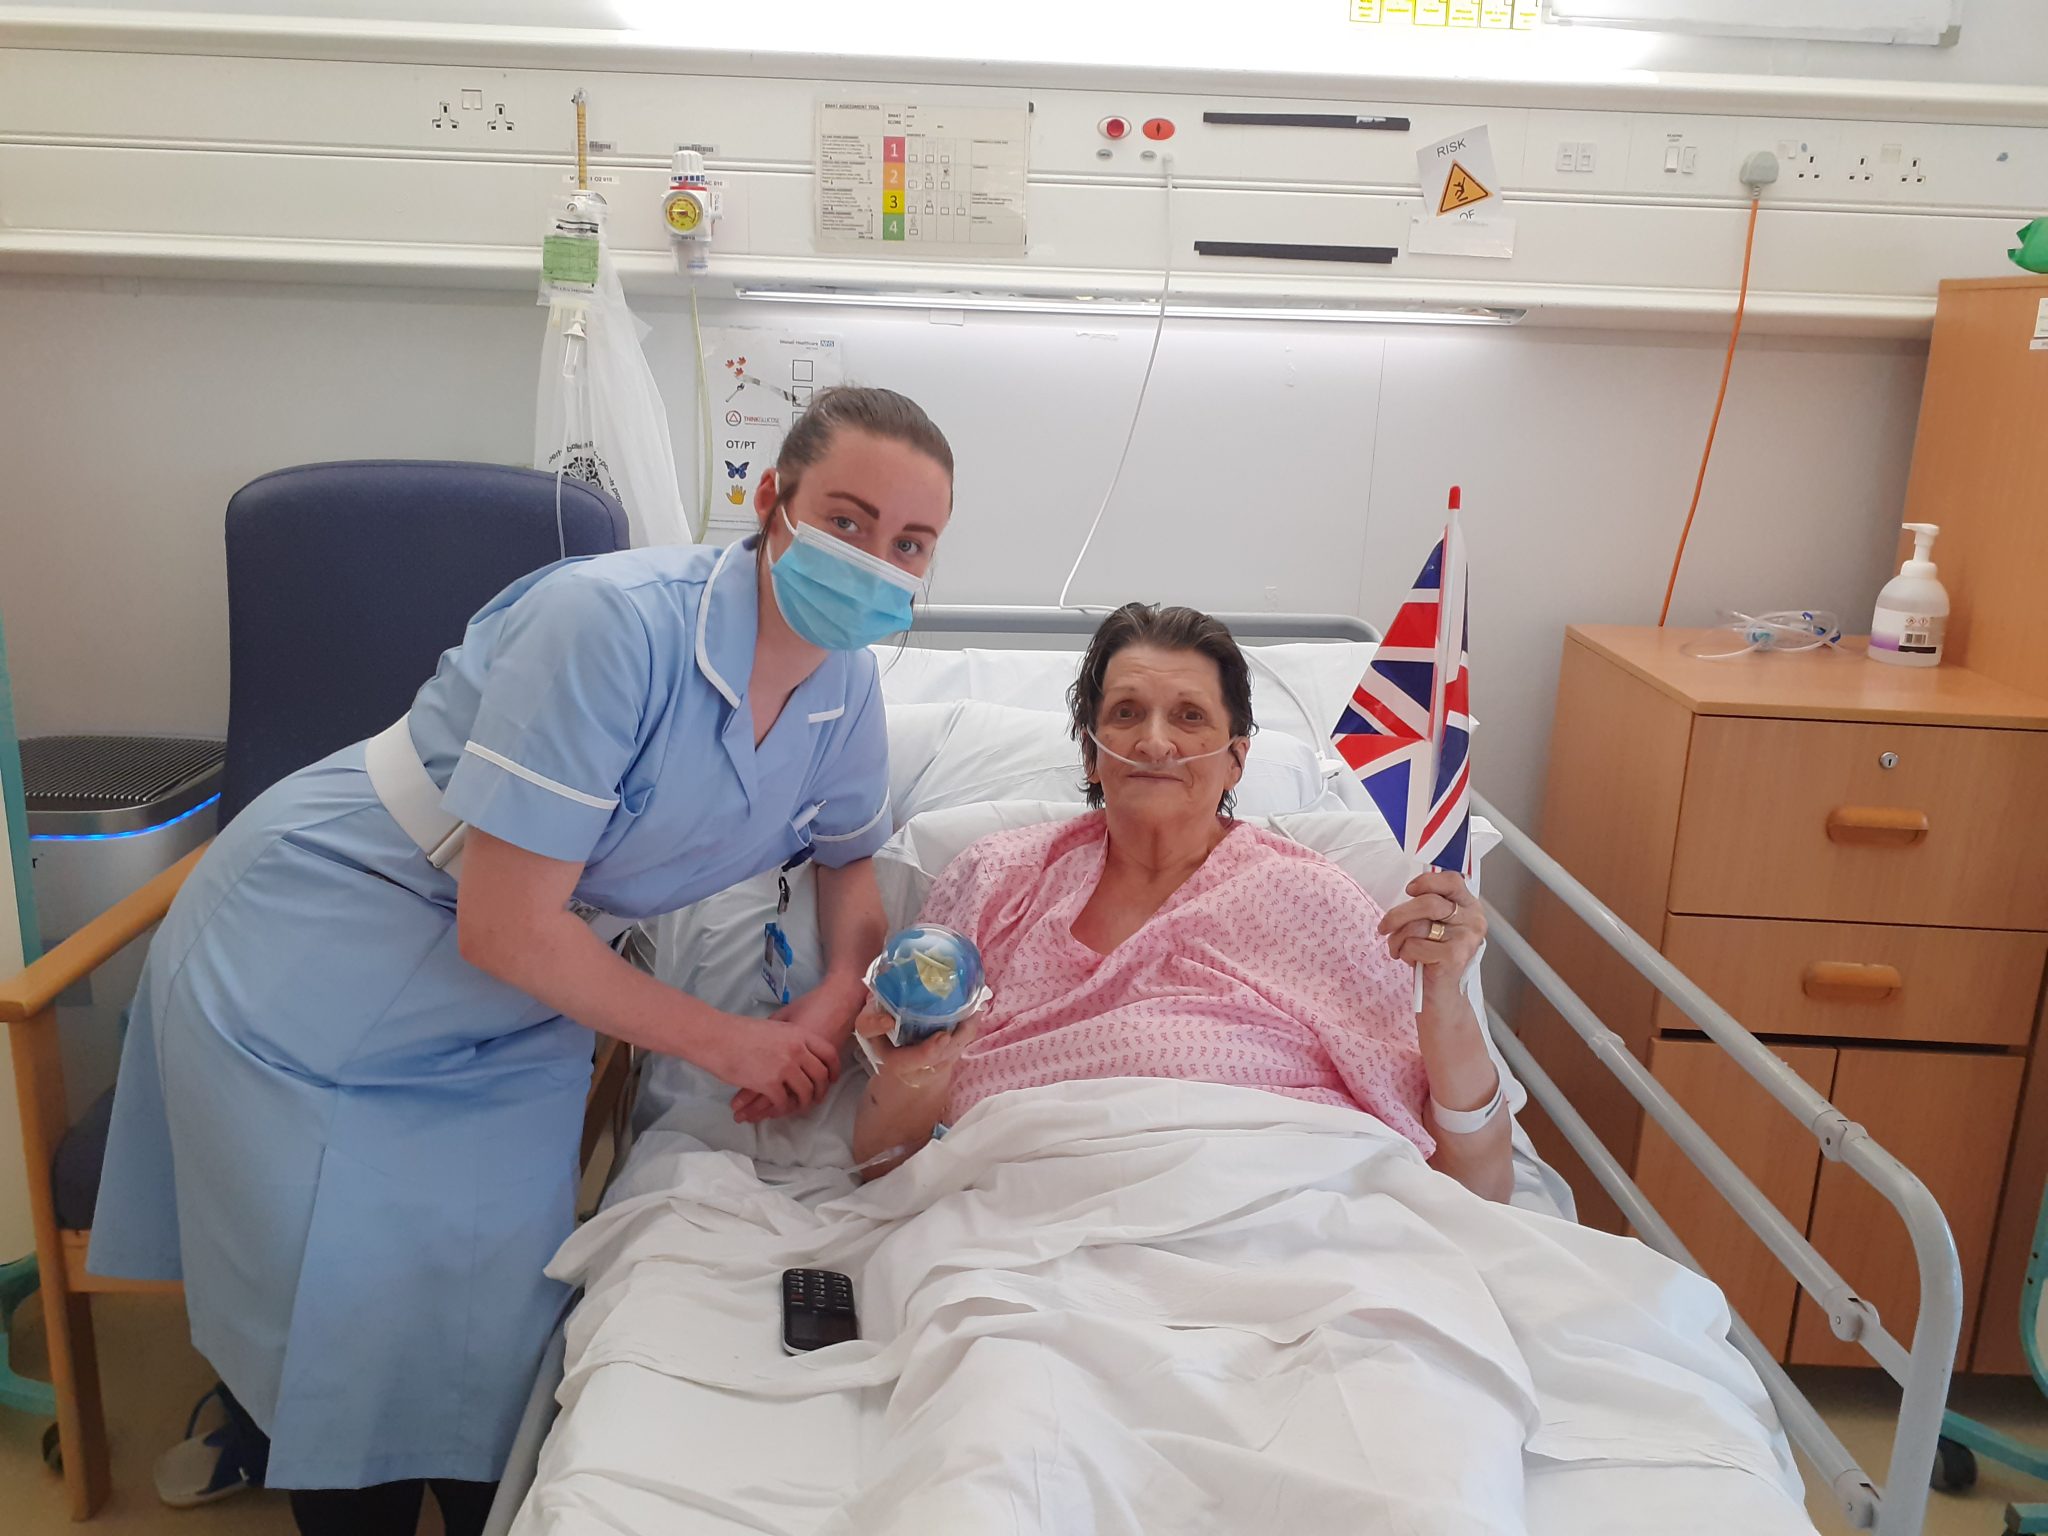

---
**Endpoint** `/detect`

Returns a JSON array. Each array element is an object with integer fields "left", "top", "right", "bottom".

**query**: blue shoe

[{"left": 153, "top": 1383, "right": 268, "bottom": 1508}]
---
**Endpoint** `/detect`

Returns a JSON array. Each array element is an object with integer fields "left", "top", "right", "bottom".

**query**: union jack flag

[{"left": 1332, "top": 491, "right": 1472, "bottom": 878}]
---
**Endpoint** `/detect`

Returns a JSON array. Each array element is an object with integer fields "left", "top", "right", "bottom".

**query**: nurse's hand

[
  {"left": 729, "top": 977, "right": 865, "bottom": 1123},
  {"left": 703, "top": 1017, "right": 840, "bottom": 1120},
  {"left": 772, "top": 978, "right": 868, "bottom": 1049}
]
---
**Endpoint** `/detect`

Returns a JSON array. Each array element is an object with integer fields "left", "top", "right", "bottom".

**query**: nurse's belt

[{"left": 364, "top": 715, "right": 633, "bottom": 944}]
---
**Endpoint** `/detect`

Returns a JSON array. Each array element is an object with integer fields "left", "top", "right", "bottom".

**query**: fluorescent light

[
  {"left": 736, "top": 288, "right": 1159, "bottom": 316},
  {"left": 732, "top": 286, "right": 1523, "bottom": 326},
  {"left": 1173, "top": 302, "right": 1520, "bottom": 325}
]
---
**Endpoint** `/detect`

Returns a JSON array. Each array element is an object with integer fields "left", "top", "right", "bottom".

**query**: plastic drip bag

[{"left": 534, "top": 197, "right": 691, "bottom": 548}]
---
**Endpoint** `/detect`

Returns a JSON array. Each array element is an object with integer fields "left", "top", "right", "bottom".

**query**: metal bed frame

[{"left": 485, "top": 605, "right": 1960, "bottom": 1536}]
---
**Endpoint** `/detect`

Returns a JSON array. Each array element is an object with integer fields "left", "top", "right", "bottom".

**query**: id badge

[
  {"left": 758, "top": 848, "right": 812, "bottom": 1008},
  {"left": 761, "top": 921, "right": 794, "bottom": 1008}
]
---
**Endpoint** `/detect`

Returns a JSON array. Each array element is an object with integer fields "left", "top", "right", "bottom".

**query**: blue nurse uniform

[{"left": 88, "top": 538, "right": 891, "bottom": 1487}]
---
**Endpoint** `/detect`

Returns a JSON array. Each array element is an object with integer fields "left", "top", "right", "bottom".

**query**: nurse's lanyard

[{"left": 761, "top": 847, "right": 813, "bottom": 1008}]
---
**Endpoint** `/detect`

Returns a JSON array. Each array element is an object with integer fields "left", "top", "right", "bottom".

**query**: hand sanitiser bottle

[{"left": 1869, "top": 522, "right": 1948, "bottom": 668}]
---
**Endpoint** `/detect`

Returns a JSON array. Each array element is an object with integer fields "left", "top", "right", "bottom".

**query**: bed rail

[
  {"left": 1473, "top": 791, "right": 1960, "bottom": 1536},
  {"left": 909, "top": 604, "right": 1380, "bottom": 644}
]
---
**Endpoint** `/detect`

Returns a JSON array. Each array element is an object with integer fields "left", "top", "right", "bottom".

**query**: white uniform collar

[
  {"left": 696, "top": 534, "right": 854, "bottom": 730},
  {"left": 692, "top": 537, "right": 755, "bottom": 709}
]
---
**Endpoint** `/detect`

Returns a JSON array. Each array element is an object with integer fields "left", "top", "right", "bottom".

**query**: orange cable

[{"left": 1659, "top": 193, "right": 1761, "bottom": 627}]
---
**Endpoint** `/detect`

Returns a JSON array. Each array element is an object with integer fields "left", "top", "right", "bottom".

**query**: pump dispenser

[{"left": 1869, "top": 522, "right": 1948, "bottom": 668}]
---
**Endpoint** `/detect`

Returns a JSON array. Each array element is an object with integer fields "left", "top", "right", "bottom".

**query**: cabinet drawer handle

[
  {"left": 1801, "top": 961, "right": 1904, "bottom": 1004},
  {"left": 1825, "top": 806, "right": 1930, "bottom": 846}
]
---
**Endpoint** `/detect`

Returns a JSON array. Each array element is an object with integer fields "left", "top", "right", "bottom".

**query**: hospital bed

[{"left": 484, "top": 607, "right": 1962, "bottom": 1536}]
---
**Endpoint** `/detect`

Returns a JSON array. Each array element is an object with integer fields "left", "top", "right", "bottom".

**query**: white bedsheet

[
  {"left": 518, "top": 1080, "right": 1815, "bottom": 1536},
  {"left": 517, "top": 1363, "right": 1816, "bottom": 1536}
]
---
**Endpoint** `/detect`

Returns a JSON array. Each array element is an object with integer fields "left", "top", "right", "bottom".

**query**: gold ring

[{"left": 1427, "top": 919, "right": 1449, "bottom": 942}]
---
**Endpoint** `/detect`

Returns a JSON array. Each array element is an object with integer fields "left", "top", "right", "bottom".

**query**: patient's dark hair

[{"left": 1067, "top": 603, "right": 1254, "bottom": 816}]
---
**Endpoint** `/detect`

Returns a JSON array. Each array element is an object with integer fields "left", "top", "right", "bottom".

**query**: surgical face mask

[
  {"left": 1086, "top": 729, "right": 1241, "bottom": 774},
  {"left": 767, "top": 508, "right": 924, "bottom": 651}
]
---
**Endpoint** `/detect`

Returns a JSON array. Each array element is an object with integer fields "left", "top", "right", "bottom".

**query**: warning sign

[
  {"left": 1418, "top": 128, "right": 1500, "bottom": 222},
  {"left": 1412, "top": 124, "right": 1514, "bottom": 258},
  {"left": 1438, "top": 161, "right": 1490, "bottom": 214}
]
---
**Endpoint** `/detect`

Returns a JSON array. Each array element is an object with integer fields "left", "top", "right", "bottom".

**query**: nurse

[{"left": 88, "top": 386, "right": 954, "bottom": 1534}]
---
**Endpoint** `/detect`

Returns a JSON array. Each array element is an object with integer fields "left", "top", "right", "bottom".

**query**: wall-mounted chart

[
  {"left": 816, "top": 101, "right": 1029, "bottom": 256},
  {"left": 1352, "top": 0, "right": 1539, "bottom": 25},
  {"left": 699, "top": 329, "right": 845, "bottom": 539}
]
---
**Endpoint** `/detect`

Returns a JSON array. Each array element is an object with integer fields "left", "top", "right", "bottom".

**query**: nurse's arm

[
  {"left": 728, "top": 857, "right": 888, "bottom": 1123},
  {"left": 811, "top": 858, "right": 888, "bottom": 1031},
  {"left": 454, "top": 829, "right": 833, "bottom": 1112}
]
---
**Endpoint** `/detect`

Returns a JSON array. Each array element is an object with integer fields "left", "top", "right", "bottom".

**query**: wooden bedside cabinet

[{"left": 1517, "top": 624, "right": 2048, "bottom": 1368}]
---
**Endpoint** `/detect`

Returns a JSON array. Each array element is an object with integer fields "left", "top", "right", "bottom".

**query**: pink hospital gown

[{"left": 928, "top": 812, "right": 1435, "bottom": 1157}]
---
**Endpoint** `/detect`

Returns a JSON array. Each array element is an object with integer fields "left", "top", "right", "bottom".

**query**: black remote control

[{"left": 781, "top": 1268, "right": 859, "bottom": 1353}]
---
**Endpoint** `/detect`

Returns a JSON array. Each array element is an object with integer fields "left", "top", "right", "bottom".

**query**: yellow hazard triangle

[{"left": 1439, "top": 161, "right": 1491, "bottom": 214}]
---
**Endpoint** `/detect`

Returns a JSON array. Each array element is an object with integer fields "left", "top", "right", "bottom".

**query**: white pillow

[
  {"left": 877, "top": 640, "right": 1379, "bottom": 751},
  {"left": 876, "top": 645, "right": 1085, "bottom": 714},
  {"left": 873, "top": 800, "right": 1522, "bottom": 1115},
  {"left": 885, "top": 699, "right": 1332, "bottom": 825}
]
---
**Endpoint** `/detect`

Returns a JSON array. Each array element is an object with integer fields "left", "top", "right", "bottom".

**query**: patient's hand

[
  {"left": 1378, "top": 871, "right": 1512, "bottom": 1201},
  {"left": 1378, "top": 870, "right": 1486, "bottom": 999},
  {"left": 856, "top": 999, "right": 986, "bottom": 1084},
  {"left": 849, "top": 1000, "right": 987, "bottom": 1177}
]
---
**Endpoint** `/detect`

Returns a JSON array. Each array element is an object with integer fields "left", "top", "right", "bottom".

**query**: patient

[{"left": 852, "top": 602, "right": 1513, "bottom": 1200}]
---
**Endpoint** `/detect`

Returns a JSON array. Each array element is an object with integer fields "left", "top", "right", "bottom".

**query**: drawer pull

[
  {"left": 1801, "top": 961, "right": 1904, "bottom": 1004},
  {"left": 1825, "top": 806, "right": 1930, "bottom": 847}
]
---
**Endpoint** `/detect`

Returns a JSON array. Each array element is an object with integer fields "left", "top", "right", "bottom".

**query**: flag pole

[{"left": 1415, "top": 484, "right": 1462, "bottom": 1016}]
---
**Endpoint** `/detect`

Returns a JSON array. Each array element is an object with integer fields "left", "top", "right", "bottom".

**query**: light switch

[
  {"left": 1576, "top": 143, "right": 1596, "bottom": 172},
  {"left": 1555, "top": 141, "right": 1578, "bottom": 172},
  {"left": 1664, "top": 143, "right": 1681, "bottom": 172},
  {"left": 1680, "top": 145, "right": 1698, "bottom": 174}
]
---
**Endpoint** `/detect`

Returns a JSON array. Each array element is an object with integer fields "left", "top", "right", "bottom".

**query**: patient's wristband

[{"left": 1429, "top": 1072, "right": 1508, "bottom": 1135}]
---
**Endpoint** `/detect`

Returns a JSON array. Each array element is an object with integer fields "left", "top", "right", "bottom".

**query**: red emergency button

[
  {"left": 1142, "top": 118, "right": 1175, "bottom": 141},
  {"left": 1099, "top": 116, "right": 1130, "bottom": 140}
]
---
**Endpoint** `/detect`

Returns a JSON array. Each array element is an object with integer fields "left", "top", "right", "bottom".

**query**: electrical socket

[
  {"left": 1777, "top": 137, "right": 1823, "bottom": 183},
  {"left": 1877, "top": 142, "right": 1929, "bottom": 188},
  {"left": 1839, "top": 131, "right": 1932, "bottom": 194},
  {"left": 432, "top": 88, "right": 516, "bottom": 134}
]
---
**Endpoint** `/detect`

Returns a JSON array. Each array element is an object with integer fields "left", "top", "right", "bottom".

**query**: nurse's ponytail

[{"left": 773, "top": 386, "right": 955, "bottom": 504}]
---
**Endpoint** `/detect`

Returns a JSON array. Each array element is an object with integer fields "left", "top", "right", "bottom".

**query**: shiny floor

[
  {"left": 2, "top": 1292, "right": 446, "bottom": 1535},
  {"left": 4, "top": 1290, "right": 2045, "bottom": 1534},
  {"left": 1795, "top": 1367, "right": 2047, "bottom": 1536}
]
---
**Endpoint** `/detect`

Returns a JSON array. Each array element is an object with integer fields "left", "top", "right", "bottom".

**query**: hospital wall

[
  {"left": 0, "top": 274, "right": 1923, "bottom": 940},
  {"left": 7, "top": 0, "right": 2045, "bottom": 941}
]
